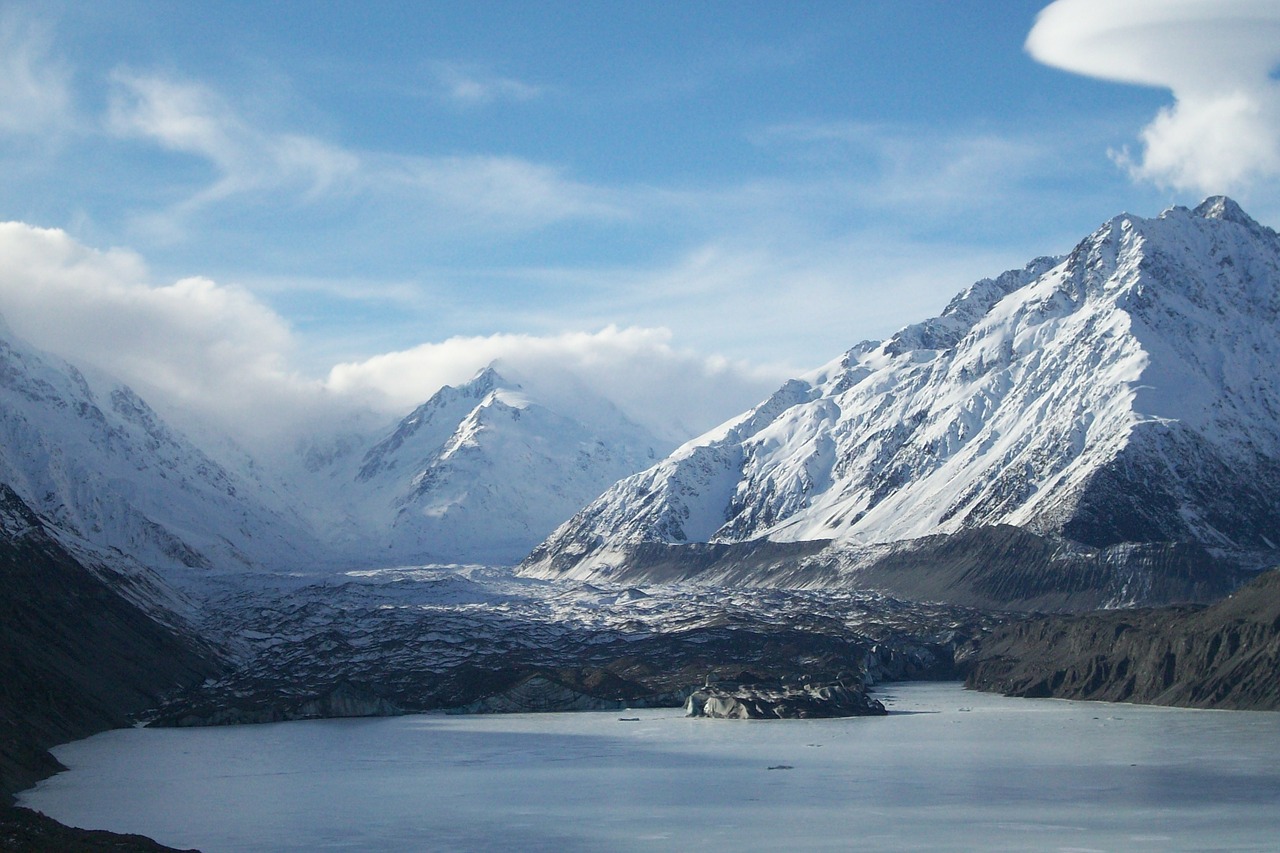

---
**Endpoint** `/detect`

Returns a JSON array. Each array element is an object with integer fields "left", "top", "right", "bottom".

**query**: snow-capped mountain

[
  {"left": 523, "top": 197, "right": 1280, "bottom": 582},
  {"left": 0, "top": 316, "right": 318, "bottom": 578},
  {"left": 0, "top": 306, "right": 671, "bottom": 575},
  {"left": 298, "top": 365, "right": 666, "bottom": 566}
]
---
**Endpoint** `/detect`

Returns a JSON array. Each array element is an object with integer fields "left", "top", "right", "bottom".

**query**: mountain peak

[
  {"left": 1193, "top": 195, "right": 1251, "bottom": 224},
  {"left": 523, "top": 197, "right": 1280, "bottom": 582},
  {"left": 468, "top": 364, "right": 512, "bottom": 394}
]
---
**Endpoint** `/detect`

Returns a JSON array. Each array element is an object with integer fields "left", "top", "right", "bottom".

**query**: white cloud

[
  {"left": 0, "top": 222, "right": 781, "bottom": 450},
  {"left": 1027, "top": 0, "right": 1280, "bottom": 194},
  {"left": 431, "top": 62, "right": 543, "bottom": 106},
  {"left": 108, "top": 72, "right": 361, "bottom": 206},
  {"left": 325, "top": 326, "right": 783, "bottom": 442},
  {"left": 0, "top": 221, "right": 329, "bottom": 443},
  {"left": 106, "top": 71, "right": 617, "bottom": 237},
  {"left": 0, "top": 8, "right": 71, "bottom": 135}
]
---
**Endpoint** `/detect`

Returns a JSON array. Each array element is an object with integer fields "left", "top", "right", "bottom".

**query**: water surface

[{"left": 21, "top": 683, "right": 1280, "bottom": 851}]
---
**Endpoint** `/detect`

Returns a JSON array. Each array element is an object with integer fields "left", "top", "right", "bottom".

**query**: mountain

[
  {"left": 0, "top": 310, "right": 669, "bottom": 572},
  {"left": 0, "top": 318, "right": 318, "bottom": 578},
  {"left": 0, "top": 482, "right": 221, "bottom": 803},
  {"left": 298, "top": 365, "right": 666, "bottom": 566},
  {"left": 522, "top": 197, "right": 1280, "bottom": 603}
]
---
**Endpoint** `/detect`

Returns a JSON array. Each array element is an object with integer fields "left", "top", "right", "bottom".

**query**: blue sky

[{"left": 1, "top": 0, "right": 1278, "bottom": 443}]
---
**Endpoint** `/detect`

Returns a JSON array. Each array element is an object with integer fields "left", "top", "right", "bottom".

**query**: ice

[{"left": 20, "top": 683, "right": 1280, "bottom": 852}]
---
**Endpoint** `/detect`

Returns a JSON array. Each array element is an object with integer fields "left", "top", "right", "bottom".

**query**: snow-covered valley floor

[{"left": 22, "top": 682, "right": 1280, "bottom": 852}]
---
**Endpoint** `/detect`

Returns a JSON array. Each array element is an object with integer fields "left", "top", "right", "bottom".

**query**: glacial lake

[{"left": 20, "top": 682, "right": 1280, "bottom": 852}]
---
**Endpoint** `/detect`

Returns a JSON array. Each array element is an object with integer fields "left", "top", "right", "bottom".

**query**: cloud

[
  {"left": 1027, "top": 0, "right": 1280, "bottom": 194},
  {"left": 0, "top": 8, "right": 72, "bottom": 135},
  {"left": 106, "top": 71, "right": 615, "bottom": 237},
  {"left": 107, "top": 72, "right": 361, "bottom": 206},
  {"left": 325, "top": 326, "right": 784, "bottom": 442},
  {"left": 0, "top": 222, "right": 780, "bottom": 450},
  {"left": 431, "top": 62, "right": 543, "bottom": 106},
  {"left": 751, "top": 120, "right": 1049, "bottom": 212},
  {"left": 0, "top": 220, "right": 327, "bottom": 443}
]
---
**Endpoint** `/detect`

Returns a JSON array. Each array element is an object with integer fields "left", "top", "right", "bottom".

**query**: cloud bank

[
  {"left": 0, "top": 221, "right": 325, "bottom": 441},
  {"left": 1028, "top": 0, "right": 1280, "bottom": 194},
  {"left": 326, "top": 326, "right": 782, "bottom": 443},
  {"left": 0, "top": 222, "right": 778, "bottom": 449}
]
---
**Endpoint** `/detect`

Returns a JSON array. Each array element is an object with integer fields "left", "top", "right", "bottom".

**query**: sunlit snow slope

[
  {"left": 0, "top": 318, "right": 316, "bottom": 575},
  {"left": 299, "top": 365, "right": 665, "bottom": 566},
  {"left": 524, "top": 198, "right": 1280, "bottom": 579}
]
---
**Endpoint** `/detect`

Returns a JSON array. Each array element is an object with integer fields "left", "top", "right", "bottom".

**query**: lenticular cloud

[{"left": 1027, "top": 0, "right": 1280, "bottom": 195}]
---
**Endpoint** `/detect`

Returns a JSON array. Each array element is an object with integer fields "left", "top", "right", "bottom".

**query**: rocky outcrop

[
  {"left": 684, "top": 675, "right": 886, "bottom": 719},
  {"left": 965, "top": 567, "right": 1280, "bottom": 710}
]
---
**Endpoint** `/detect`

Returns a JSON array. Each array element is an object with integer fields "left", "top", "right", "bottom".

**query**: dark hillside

[
  {"left": 966, "top": 566, "right": 1280, "bottom": 709},
  {"left": 0, "top": 483, "right": 222, "bottom": 803}
]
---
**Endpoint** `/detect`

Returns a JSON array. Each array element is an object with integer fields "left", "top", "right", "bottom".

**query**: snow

[
  {"left": 525, "top": 197, "right": 1280, "bottom": 578},
  {"left": 0, "top": 325, "right": 319, "bottom": 579},
  {"left": 0, "top": 326, "right": 671, "bottom": 581},
  {"left": 21, "top": 682, "right": 1280, "bottom": 852},
  {"left": 3, "top": 195, "right": 1277, "bottom": 596}
]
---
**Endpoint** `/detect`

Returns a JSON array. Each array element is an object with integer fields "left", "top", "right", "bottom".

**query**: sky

[{"left": 2, "top": 0, "right": 1279, "bottom": 447}]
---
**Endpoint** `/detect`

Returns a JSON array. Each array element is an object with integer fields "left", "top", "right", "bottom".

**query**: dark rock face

[
  {"left": 1061, "top": 424, "right": 1280, "bottom": 551},
  {"left": 568, "top": 525, "right": 1244, "bottom": 613},
  {"left": 965, "top": 567, "right": 1280, "bottom": 710},
  {"left": 0, "top": 483, "right": 223, "bottom": 804},
  {"left": 448, "top": 672, "right": 689, "bottom": 715},
  {"left": 844, "top": 525, "right": 1243, "bottom": 612},
  {"left": 685, "top": 678, "right": 886, "bottom": 719}
]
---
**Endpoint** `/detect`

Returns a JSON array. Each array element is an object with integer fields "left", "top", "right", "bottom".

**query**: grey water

[{"left": 20, "top": 682, "right": 1280, "bottom": 852}]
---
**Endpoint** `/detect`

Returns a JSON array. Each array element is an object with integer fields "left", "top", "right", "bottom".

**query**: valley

[{"left": 3, "top": 196, "right": 1279, "bottom": 850}]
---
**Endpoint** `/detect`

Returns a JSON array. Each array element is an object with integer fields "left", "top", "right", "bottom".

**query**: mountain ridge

[{"left": 522, "top": 196, "right": 1280, "bottom": 598}]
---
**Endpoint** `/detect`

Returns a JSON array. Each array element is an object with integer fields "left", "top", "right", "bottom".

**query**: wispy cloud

[
  {"left": 750, "top": 120, "right": 1054, "bottom": 215},
  {"left": 430, "top": 61, "right": 543, "bottom": 106},
  {"left": 1027, "top": 0, "right": 1280, "bottom": 195},
  {"left": 0, "top": 7, "right": 72, "bottom": 136},
  {"left": 107, "top": 72, "right": 361, "bottom": 206},
  {"left": 106, "top": 70, "right": 616, "bottom": 239}
]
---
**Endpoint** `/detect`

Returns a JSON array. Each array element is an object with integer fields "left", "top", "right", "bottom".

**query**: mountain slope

[
  {"left": 0, "top": 318, "right": 318, "bottom": 577},
  {"left": 0, "top": 483, "right": 222, "bottom": 803},
  {"left": 301, "top": 366, "right": 665, "bottom": 566},
  {"left": 523, "top": 198, "right": 1280, "bottom": 590}
]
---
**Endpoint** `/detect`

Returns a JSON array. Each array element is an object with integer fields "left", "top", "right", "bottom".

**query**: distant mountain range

[
  {"left": 0, "top": 316, "right": 666, "bottom": 576},
  {"left": 522, "top": 197, "right": 1280, "bottom": 605},
  {"left": 1, "top": 196, "right": 1277, "bottom": 608}
]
